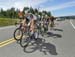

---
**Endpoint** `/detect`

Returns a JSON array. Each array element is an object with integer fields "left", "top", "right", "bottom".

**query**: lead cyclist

[{"left": 21, "top": 11, "right": 38, "bottom": 40}]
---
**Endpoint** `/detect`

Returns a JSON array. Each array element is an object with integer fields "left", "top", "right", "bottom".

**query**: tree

[
  {"left": 38, "top": 12, "right": 42, "bottom": 16},
  {"left": 0, "top": 7, "right": 52, "bottom": 18},
  {"left": 29, "top": 7, "right": 35, "bottom": 14},
  {"left": 47, "top": 11, "right": 51, "bottom": 16},
  {"left": 10, "top": 7, "right": 15, "bottom": 18},
  {"left": 0, "top": 8, "right": 7, "bottom": 17},
  {"left": 23, "top": 7, "right": 29, "bottom": 11},
  {"left": 34, "top": 9, "right": 38, "bottom": 15},
  {"left": 23, "top": 7, "right": 29, "bottom": 14}
]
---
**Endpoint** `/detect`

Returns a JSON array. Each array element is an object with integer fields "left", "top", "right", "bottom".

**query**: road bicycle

[
  {"left": 19, "top": 20, "right": 48, "bottom": 47},
  {"left": 13, "top": 20, "right": 49, "bottom": 48},
  {"left": 39, "top": 21, "right": 48, "bottom": 37}
]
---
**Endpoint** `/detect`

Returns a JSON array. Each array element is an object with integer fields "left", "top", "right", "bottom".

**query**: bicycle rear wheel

[
  {"left": 20, "top": 31, "right": 31, "bottom": 47},
  {"left": 13, "top": 28, "right": 23, "bottom": 41}
]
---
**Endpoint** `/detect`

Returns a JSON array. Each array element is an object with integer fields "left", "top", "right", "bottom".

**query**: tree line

[{"left": 0, "top": 7, "right": 52, "bottom": 19}]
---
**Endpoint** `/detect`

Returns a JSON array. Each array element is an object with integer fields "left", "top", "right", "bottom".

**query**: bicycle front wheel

[{"left": 13, "top": 28, "right": 23, "bottom": 41}]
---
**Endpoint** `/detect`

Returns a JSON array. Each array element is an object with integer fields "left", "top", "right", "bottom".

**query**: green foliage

[
  {"left": 42, "top": 11, "right": 51, "bottom": 16},
  {"left": 0, "top": 7, "right": 52, "bottom": 18},
  {"left": 0, "top": 8, "right": 18, "bottom": 18},
  {"left": 0, "top": 18, "right": 18, "bottom": 27},
  {"left": 47, "top": 11, "right": 51, "bottom": 16}
]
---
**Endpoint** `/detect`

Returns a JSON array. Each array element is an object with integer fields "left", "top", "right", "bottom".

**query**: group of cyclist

[{"left": 17, "top": 10, "right": 55, "bottom": 39}]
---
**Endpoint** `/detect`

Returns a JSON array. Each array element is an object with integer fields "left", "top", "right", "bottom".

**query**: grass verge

[{"left": 0, "top": 18, "right": 18, "bottom": 27}]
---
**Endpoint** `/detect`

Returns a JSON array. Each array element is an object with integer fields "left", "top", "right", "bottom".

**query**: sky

[{"left": 0, "top": 0, "right": 75, "bottom": 17}]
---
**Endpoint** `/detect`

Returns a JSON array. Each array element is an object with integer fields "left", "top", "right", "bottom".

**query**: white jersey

[
  {"left": 25, "top": 13, "right": 37, "bottom": 26},
  {"left": 26, "top": 14, "right": 37, "bottom": 21},
  {"left": 33, "top": 14, "right": 37, "bottom": 20}
]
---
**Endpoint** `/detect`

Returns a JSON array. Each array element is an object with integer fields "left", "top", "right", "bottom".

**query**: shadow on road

[
  {"left": 23, "top": 38, "right": 58, "bottom": 55},
  {"left": 53, "top": 28, "right": 63, "bottom": 32},
  {"left": 47, "top": 32, "right": 62, "bottom": 38}
]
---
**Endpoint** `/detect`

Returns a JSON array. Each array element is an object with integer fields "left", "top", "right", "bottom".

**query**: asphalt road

[
  {"left": 0, "top": 26, "right": 17, "bottom": 42},
  {"left": 0, "top": 19, "right": 75, "bottom": 57}
]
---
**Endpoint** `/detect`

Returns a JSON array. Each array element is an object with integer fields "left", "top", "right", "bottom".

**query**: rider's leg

[
  {"left": 21, "top": 19, "right": 27, "bottom": 32},
  {"left": 30, "top": 19, "right": 38, "bottom": 39},
  {"left": 50, "top": 21, "right": 54, "bottom": 30},
  {"left": 30, "top": 19, "right": 35, "bottom": 34}
]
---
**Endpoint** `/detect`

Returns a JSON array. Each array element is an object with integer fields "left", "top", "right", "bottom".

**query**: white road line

[{"left": 70, "top": 20, "right": 75, "bottom": 29}]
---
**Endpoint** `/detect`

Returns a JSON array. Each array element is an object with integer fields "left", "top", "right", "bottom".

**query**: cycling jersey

[{"left": 25, "top": 13, "right": 37, "bottom": 22}]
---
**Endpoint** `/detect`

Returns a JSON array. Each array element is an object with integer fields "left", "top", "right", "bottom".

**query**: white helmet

[
  {"left": 24, "top": 9, "right": 30, "bottom": 14},
  {"left": 33, "top": 14, "right": 37, "bottom": 20}
]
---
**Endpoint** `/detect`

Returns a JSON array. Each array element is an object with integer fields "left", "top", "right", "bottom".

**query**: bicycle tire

[
  {"left": 20, "top": 31, "right": 31, "bottom": 47},
  {"left": 13, "top": 28, "right": 23, "bottom": 41}
]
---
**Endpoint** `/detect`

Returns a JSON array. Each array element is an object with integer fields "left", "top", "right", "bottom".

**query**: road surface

[{"left": 0, "top": 19, "right": 75, "bottom": 57}]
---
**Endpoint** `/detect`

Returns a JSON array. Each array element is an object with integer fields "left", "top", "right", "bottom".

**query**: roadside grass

[{"left": 0, "top": 18, "right": 18, "bottom": 27}]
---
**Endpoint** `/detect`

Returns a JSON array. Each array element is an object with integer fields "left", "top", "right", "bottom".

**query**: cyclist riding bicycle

[
  {"left": 18, "top": 10, "right": 24, "bottom": 23},
  {"left": 50, "top": 16, "right": 55, "bottom": 29},
  {"left": 21, "top": 10, "right": 38, "bottom": 39}
]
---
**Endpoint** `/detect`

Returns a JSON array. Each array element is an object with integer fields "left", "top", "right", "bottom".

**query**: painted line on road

[
  {"left": 0, "top": 38, "right": 14, "bottom": 45},
  {"left": 0, "top": 38, "right": 15, "bottom": 48},
  {"left": 0, "top": 35, "right": 26, "bottom": 48},
  {"left": 0, "top": 39, "right": 16, "bottom": 48},
  {"left": 70, "top": 20, "right": 75, "bottom": 29}
]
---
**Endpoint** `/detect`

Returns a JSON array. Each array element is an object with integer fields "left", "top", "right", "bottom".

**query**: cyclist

[
  {"left": 18, "top": 10, "right": 24, "bottom": 23},
  {"left": 50, "top": 16, "right": 55, "bottom": 29},
  {"left": 21, "top": 11, "right": 38, "bottom": 39},
  {"left": 43, "top": 15, "right": 49, "bottom": 32}
]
